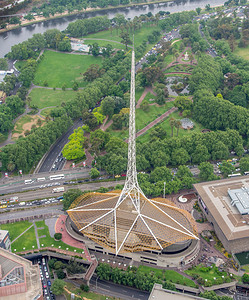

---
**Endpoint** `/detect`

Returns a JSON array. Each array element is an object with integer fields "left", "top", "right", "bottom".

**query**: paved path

[
  {"left": 11, "top": 223, "right": 34, "bottom": 244},
  {"left": 55, "top": 214, "right": 92, "bottom": 262},
  {"left": 33, "top": 221, "right": 40, "bottom": 249},
  {"left": 45, "top": 217, "right": 57, "bottom": 238},
  {"left": 37, "top": 106, "right": 56, "bottom": 119},
  {"left": 100, "top": 119, "right": 113, "bottom": 131}
]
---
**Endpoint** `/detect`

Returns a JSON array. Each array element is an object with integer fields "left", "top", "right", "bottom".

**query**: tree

[
  {"left": 83, "top": 64, "right": 104, "bottom": 82},
  {"left": 120, "top": 32, "right": 131, "bottom": 50},
  {"left": 219, "top": 161, "right": 235, "bottom": 178},
  {"left": 242, "top": 273, "right": 249, "bottom": 284},
  {"left": 169, "top": 118, "right": 176, "bottom": 137},
  {"left": 62, "top": 127, "right": 86, "bottom": 161},
  {"left": 199, "top": 162, "right": 217, "bottom": 181},
  {"left": 239, "top": 157, "right": 249, "bottom": 174},
  {"left": 196, "top": 7, "right": 201, "bottom": 15},
  {"left": 174, "top": 96, "right": 193, "bottom": 111},
  {"left": 101, "top": 96, "right": 115, "bottom": 116},
  {"left": 90, "top": 167, "right": 100, "bottom": 178},
  {"left": 80, "top": 284, "right": 89, "bottom": 292},
  {"left": 51, "top": 279, "right": 65, "bottom": 295},
  {"left": 171, "top": 148, "right": 190, "bottom": 166},
  {"left": 63, "top": 189, "right": 83, "bottom": 210},
  {"left": 89, "top": 43, "right": 100, "bottom": 56},
  {"left": 54, "top": 233, "right": 62, "bottom": 240},
  {"left": 0, "top": 58, "right": 8, "bottom": 70},
  {"left": 150, "top": 166, "right": 173, "bottom": 183},
  {"left": 56, "top": 269, "right": 65, "bottom": 279}
]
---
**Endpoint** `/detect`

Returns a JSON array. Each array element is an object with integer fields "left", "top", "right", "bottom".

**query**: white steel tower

[{"left": 68, "top": 50, "right": 198, "bottom": 255}]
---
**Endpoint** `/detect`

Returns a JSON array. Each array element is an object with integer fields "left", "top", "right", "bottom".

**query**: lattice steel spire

[
  {"left": 67, "top": 50, "right": 199, "bottom": 256},
  {"left": 116, "top": 50, "right": 146, "bottom": 212}
]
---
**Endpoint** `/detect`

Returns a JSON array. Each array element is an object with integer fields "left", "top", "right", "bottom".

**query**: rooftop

[
  {"left": 194, "top": 176, "right": 249, "bottom": 241},
  {"left": 228, "top": 188, "right": 249, "bottom": 215},
  {"left": 0, "top": 230, "right": 8, "bottom": 243},
  {"left": 149, "top": 284, "right": 204, "bottom": 300}
]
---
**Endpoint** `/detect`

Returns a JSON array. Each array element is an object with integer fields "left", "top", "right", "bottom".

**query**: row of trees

[
  {"left": 7, "top": 29, "right": 71, "bottom": 60},
  {"left": 96, "top": 263, "right": 176, "bottom": 292},
  {"left": 0, "top": 116, "right": 72, "bottom": 172},
  {"left": 65, "top": 16, "right": 111, "bottom": 37},
  {"left": 94, "top": 128, "right": 244, "bottom": 176}
]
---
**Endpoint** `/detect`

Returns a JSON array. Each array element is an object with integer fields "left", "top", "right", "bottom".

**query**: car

[
  {"left": 77, "top": 180, "right": 83, "bottom": 183},
  {"left": 57, "top": 196, "right": 63, "bottom": 200},
  {"left": 44, "top": 266, "right": 47, "bottom": 272},
  {"left": 52, "top": 164, "right": 55, "bottom": 169},
  {"left": 45, "top": 272, "right": 49, "bottom": 279},
  {"left": 47, "top": 280, "right": 51, "bottom": 286},
  {"left": 63, "top": 182, "right": 69, "bottom": 185},
  {"left": 43, "top": 283, "right": 47, "bottom": 288},
  {"left": 44, "top": 289, "right": 48, "bottom": 295}
]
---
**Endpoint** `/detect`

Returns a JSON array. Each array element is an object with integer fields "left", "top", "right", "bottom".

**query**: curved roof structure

[{"left": 67, "top": 191, "right": 198, "bottom": 254}]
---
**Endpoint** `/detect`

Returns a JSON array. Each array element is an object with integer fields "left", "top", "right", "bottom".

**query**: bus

[
  {"left": 49, "top": 174, "right": 65, "bottom": 181},
  {"left": 244, "top": 171, "right": 249, "bottom": 175},
  {"left": 52, "top": 187, "right": 65, "bottom": 193},
  {"left": 37, "top": 177, "right": 46, "bottom": 182},
  {"left": 228, "top": 173, "right": 241, "bottom": 178}
]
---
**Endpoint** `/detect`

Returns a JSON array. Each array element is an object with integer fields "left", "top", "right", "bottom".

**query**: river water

[{"left": 0, "top": 0, "right": 226, "bottom": 57}]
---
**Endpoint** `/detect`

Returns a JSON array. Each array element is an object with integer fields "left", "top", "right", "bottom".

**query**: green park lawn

[
  {"left": 34, "top": 50, "right": 102, "bottom": 88},
  {"left": 83, "top": 39, "right": 126, "bottom": 50},
  {"left": 234, "top": 44, "right": 249, "bottom": 61},
  {"left": 137, "top": 111, "right": 204, "bottom": 143},
  {"left": 0, "top": 221, "right": 33, "bottom": 240},
  {"left": 107, "top": 101, "right": 175, "bottom": 140},
  {"left": 29, "top": 88, "right": 78, "bottom": 109},
  {"left": 36, "top": 220, "right": 85, "bottom": 255},
  {"left": 185, "top": 264, "right": 230, "bottom": 286},
  {"left": 138, "top": 265, "right": 196, "bottom": 287},
  {"left": 11, "top": 226, "right": 38, "bottom": 252},
  {"left": 85, "top": 23, "right": 162, "bottom": 54}
]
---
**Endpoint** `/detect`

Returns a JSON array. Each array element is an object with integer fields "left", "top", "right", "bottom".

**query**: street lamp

[{"left": 164, "top": 182, "right": 166, "bottom": 198}]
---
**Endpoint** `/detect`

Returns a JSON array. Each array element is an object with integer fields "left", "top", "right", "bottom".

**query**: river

[{"left": 0, "top": 0, "right": 226, "bottom": 58}]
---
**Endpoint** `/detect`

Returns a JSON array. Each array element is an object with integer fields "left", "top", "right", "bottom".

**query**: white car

[{"left": 45, "top": 272, "right": 49, "bottom": 279}]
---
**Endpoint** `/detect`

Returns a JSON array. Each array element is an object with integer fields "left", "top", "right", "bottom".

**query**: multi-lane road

[{"left": 37, "top": 119, "right": 84, "bottom": 173}]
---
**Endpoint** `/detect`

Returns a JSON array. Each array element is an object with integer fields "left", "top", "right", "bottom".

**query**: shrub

[
  {"left": 80, "top": 284, "right": 89, "bottom": 292},
  {"left": 54, "top": 233, "right": 62, "bottom": 240}
]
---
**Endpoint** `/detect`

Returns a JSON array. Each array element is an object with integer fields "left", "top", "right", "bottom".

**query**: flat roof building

[
  {"left": 0, "top": 247, "right": 43, "bottom": 300},
  {"left": 194, "top": 176, "right": 249, "bottom": 253}
]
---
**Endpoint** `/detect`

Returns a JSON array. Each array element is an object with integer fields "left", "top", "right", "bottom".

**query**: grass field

[
  {"left": 29, "top": 88, "right": 78, "bottom": 109},
  {"left": 185, "top": 264, "right": 230, "bottom": 286},
  {"left": 11, "top": 226, "right": 38, "bottom": 252},
  {"left": 34, "top": 50, "right": 102, "bottom": 88},
  {"left": 0, "top": 220, "right": 33, "bottom": 240},
  {"left": 84, "top": 39, "right": 126, "bottom": 50},
  {"left": 106, "top": 101, "right": 175, "bottom": 140},
  {"left": 36, "top": 220, "right": 86, "bottom": 254},
  {"left": 137, "top": 111, "right": 204, "bottom": 143},
  {"left": 234, "top": 44, "right": 249, "bottom": 61},
  {"left": 138, "top": 265, "right": 196, "bottom": 287}
]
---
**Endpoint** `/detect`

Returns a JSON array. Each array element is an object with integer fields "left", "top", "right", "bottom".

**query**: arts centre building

[
  {"left": 66, "top": 50, "right": 199, "bottom": 268},
  {"left": 194, "top": 176, "right": 249, "bottom": 254}
]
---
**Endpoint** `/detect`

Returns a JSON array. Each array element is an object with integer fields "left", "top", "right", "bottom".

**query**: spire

[{"left": 116, "top": 50, "right": 146, "bottom": 212}]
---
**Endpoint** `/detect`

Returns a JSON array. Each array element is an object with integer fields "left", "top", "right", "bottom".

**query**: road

[
  {"left": 89, "top": 275, "right": 150, "bottom": 300},
  {"left": 0, "top": 204, "right": 63, "bottom": 222},
  {"left": 0, "top": 178, "right": 125, "bottom": 202},
  {"left": 38, "top": 119, "right": 84, "bottom": 173}
]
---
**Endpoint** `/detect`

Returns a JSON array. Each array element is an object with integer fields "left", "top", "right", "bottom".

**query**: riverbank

[{"left": 0, "top": 0, "right": 223, "bottom": 34}]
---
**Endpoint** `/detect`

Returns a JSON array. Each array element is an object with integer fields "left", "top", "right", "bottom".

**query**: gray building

[{"left": 0, "top": 230, "right": 10, "bottom": 251}]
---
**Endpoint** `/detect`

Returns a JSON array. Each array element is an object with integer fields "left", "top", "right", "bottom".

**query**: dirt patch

[
  {"left": 181, "top": 193, "right": 197, "bottom": 201},
  {"left": 12, "top": 115, "right": 45, "bottom": 139}
]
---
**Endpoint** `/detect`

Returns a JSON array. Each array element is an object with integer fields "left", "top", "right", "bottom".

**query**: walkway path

[
  {"left": 11, "top": 224, "right": 34, "bottom": 244},
  {"left": 136, "top": 86, "right": 157, "bottom": 109},
  {"left": 33, "top": 221, "right": 41, "bottom": 249},
  {"left": 55, "top": 214, "right": 92, "bottom": 262},
  {"left": 100, "top": 119, "right": 113, "bottom": 131}
]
